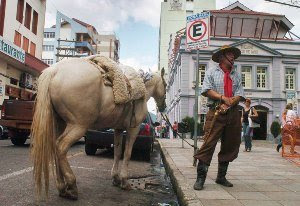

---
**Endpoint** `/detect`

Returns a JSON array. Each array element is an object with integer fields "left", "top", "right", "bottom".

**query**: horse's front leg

[
  {"left": 111, "top": 129, "right": 123, "bottom": 186},
  {"left": 120, "top": 127, "right": 139, "bottom": 190}
]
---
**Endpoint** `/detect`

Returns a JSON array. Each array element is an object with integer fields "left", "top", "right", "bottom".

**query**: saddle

[{"left": 86, "top": 55, "right": 146, "bottom": 104}]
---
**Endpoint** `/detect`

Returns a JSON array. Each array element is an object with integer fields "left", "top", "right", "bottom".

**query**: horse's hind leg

[
  {"left": 55, "top": 120, "right": 67, "bottom": 195},
  {"left": 120, "top": 127, "right": 139, "bottom": 190},
  {"left": 57, "top": 124, "right": 87, "bottom": 200},
  {"left": 111, "top": 129, "right": 123, "bottom": 186}
]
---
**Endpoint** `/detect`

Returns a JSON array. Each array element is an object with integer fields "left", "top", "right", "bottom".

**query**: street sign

[{"left": 186, "top": 12, "right": 210, "bottom": 50}]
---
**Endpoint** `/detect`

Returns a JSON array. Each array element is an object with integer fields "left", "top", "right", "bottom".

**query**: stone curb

[{"left": 158, "top": 140, "right": 200, "bottom": 206}]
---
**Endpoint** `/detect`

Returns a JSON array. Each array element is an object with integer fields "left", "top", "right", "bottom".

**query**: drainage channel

[{"left": 129, "top": 142, "right": 179, "bottom": 206}]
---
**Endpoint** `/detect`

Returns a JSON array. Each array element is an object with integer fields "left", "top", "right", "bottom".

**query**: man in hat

[{"left": 193, "top": 45, "right": 245, "bottom": 190}]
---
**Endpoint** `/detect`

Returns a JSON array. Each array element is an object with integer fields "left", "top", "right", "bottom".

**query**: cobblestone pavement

[{"left": 159, "top": 139, "right": 300, "bottom": 206}]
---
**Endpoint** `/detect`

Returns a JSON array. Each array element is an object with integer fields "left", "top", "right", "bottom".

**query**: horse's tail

[{"left": 31, "top": 65, "right": 59, "bottom": 199}]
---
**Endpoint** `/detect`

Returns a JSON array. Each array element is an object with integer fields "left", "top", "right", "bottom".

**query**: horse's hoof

[
  {"left": 59, "top": 189, "right": 78, "bottom": 200},
  {"left": 121, "top": 180, "right": 132, "bottom": 190},
  {"left": 112, "top": 177, "right": 121, "bottom": 187}
]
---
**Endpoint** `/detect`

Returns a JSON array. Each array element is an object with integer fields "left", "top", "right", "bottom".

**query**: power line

[{"left": 264, "top": 0, "right": 300, "bottom": 8}]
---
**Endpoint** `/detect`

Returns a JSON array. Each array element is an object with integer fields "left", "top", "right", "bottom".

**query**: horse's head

[{"left": 153, "top": 68, "right": 167, "bottom": 113}]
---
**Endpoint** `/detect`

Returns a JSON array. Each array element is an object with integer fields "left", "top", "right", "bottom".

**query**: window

[
  {"left": 42, "top": 45, "right": 54, "bottom": 51},
  {"left": 241, "top": 66, "right": 252, "bottom": 89},
  {"left": 24, "top": 3, "right": 32, "bottom": 29},
  {"left": 31, "top": 10, "right": 38, "bottom": 35},
  {"left": 14, "top": 31, "right": 22, "bottom": 47},
  {"left": 43, "top": 32, "right": 55, "bottom": 38},
  {"left": 16, "top": 0, "right": 24, "bottom": 23},
  {"left": 0, "top": 0, "right": 6, "bottom": 36},
  {"left": 198, "top": 64, "right": 206, "bottom": 87},
  {"left": 256, "top": 67, "right": 267, "bottom": 89},
  {"left": 42, "top": 59, "right": 54, "bottom": 65},
  {"left": 22, "top": 36, "right": 29, "bottom": 52},
  {"left": 285, "top": 68, "right": 295, "bottom": 90},
  {"left": 30, "top": 42, "right": 36, "bottom": 56},
  {"left": 10, "top": 77, "right": 18, "bottom": 85}
]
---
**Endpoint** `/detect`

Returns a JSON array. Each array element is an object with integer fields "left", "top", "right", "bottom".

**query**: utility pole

[{"left": 264, "top": 0, "right": 300, "bottom": 8}]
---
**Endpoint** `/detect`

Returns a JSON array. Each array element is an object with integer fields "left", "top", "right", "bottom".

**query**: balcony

[{"left": 75, "top": 41, "right": 96, "bottom": 54}]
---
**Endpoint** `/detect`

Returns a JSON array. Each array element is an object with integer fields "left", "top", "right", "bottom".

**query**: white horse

[{"left": 31, "top": 57, "right": 166, "bottom": 200}]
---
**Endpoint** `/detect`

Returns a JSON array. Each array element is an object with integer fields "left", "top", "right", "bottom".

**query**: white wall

[{"left": 3, "top": 0, "right": 46, "bottom": 58}]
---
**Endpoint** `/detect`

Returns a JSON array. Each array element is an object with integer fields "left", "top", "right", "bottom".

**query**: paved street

[
  {"left": 0, "top": 138, "right": 178, "bottom": 206},
  {"left": 159, "top": 139, "right": 300, "bottom": 206}
]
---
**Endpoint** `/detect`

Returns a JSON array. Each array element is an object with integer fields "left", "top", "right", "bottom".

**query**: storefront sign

[
  {"left": 286, "top": 91, "right": 296, "bottom": 99},
  {"left": 0, "top": 36, "right": 25, "bottom": 63}
]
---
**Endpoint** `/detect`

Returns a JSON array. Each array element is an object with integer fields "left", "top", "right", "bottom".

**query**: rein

[{"left": 160, "top": 112, "right": 199, "bottom": 150}]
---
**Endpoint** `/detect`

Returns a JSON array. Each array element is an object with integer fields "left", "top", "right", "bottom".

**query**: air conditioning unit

[{"left": 19, "top": 73, "right": 33, "bottom": 89}]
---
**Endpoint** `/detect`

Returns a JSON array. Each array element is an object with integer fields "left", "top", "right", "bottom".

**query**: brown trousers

[{"left": 194, "top": 106, "right": 242, "bottom": 165}]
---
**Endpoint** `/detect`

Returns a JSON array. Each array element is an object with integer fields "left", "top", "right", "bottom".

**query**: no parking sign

[{"left": 186, "top": 12, "right": 210, "bottom": 50}]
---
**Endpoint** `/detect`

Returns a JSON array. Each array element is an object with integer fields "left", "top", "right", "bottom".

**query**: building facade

[
  {"left": 167, "top": 1, "right": 300, "bottom": 140},
  {"left": 42, "top": 11, "right": 98, "bottom": 65},
  {"left": 159, "top": 0, "right": 216, "bottom": 73},
  {"left": 94, "top": 32, "right": 120, "bottom": 62},
  {"left": 0, "top": 0, "right": 48, "bottom": 106}
]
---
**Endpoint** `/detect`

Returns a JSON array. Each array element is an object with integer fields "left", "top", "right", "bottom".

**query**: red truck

[{"left": 0, "top": 100, "right": 34, "bottom": 145}]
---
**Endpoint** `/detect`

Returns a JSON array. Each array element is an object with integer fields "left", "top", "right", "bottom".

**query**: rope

[{"left": 160, "top": 112, "right": 199, "bottom": 150}]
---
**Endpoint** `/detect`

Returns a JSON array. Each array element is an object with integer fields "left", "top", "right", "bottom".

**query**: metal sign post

[
  {"left": 186, "top": 11, "right": 210, "bottom": 166},
  {"left": 193, "top": 49, "right": 200, "bottom": 166}
]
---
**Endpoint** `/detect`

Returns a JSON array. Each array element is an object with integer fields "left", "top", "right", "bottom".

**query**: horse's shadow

[{"left": 94, "top": 148, "right": 150, "bottom": 162}]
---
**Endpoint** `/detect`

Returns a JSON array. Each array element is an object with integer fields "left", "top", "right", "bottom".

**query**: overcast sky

[{"left": 45, "top": 0, "right": 300, "bottom": 113}]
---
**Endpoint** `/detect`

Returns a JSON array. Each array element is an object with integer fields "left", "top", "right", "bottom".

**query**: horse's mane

[{"left": 145, "top": 72, "right": 166, "bottom": 88}]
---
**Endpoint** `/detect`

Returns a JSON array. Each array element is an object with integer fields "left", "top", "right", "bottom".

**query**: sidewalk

[{"left": 158, "top": 139, "right": 300, "bottom": 206}]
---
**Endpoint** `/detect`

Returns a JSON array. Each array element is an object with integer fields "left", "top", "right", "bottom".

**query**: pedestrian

[
  {"left": 172, "top": 121, "right": 178, "bottom": 139},
  {"left": 161, "top": 125, "right": 166, "bottom": 138},
  {"left": 193, "top": 45, "right": 245, "bottom": 190},
  {"left": 166, "top": 125, "right": 170, "bottom": 139},
  {"left": 277, "top": 103, "right": 297, "bottom": 152},
  {"left": 241, "top": 98, "right": 258, "bottom": 152}
]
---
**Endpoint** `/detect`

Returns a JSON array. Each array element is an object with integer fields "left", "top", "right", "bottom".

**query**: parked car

[{"left": 85, "top": 113, "right": 158, "bottom": 161}]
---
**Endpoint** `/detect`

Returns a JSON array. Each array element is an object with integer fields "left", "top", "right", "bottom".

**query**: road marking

[
  {"left": 71, "top": 166, "right": 98, "bottom": 171},
  {"left": 0, "top": 151, "right": 83, "bottom": 182}
]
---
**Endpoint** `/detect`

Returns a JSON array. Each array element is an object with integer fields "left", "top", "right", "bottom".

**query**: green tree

[
  {"left": 270, "top": 121, "right": 281, "bottom": 138},
  {"left": 181, "top": 116, "right": 204, "bottom": 138}
]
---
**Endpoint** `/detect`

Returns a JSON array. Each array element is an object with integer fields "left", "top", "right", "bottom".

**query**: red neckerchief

[{"left": 219, "top": 64, "right": 233, "bottom": 97}]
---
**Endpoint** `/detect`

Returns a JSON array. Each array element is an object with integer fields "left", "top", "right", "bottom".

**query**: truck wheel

[
  {"left": 85, "top": 143, "right": 97, "bottom": 155},
  {"left": 11, "top": 136, "right": 27, "bottom": 146}
]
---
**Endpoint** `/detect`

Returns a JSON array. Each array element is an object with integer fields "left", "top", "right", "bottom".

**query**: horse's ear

[{"left": 161, "top": 67, "right": 165, "bottom": 77}]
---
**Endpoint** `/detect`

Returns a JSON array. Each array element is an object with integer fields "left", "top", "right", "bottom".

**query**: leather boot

[
  {"left": 215, "top": 162, "right": 233, "bottom": 187},
  {"left": 193, "top": 161, "right": 209, "bottom": 190}
]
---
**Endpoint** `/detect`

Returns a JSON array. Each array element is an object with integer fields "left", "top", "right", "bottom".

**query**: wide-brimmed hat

[{"left": 212, "top": 45, "right": 241, "bottom": 63}]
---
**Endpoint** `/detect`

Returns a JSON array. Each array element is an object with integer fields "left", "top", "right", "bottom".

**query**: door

[{"left": 252, "top": 106, "right": 269, "bottom": 140}]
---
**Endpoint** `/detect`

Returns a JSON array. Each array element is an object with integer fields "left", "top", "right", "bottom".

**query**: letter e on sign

[{"left": 188, "top": 20, "right": 207, "bottom": 41}]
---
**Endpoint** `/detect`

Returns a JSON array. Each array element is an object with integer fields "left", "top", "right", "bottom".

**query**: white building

[
  {"left": 42, "top": 11, "right": 98, "bottom": 65},
  {"left": 0, "top": 0, "right": 48, "bottom": 105},
  {"left": 167, "top": 1, "right": 300, "bottom": 140},
  {"left": 94, "top": 32, "right": 120, "bottom": 62},
  {"left": 159, "top": 0, "right": 216, "bottom": 73}
]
